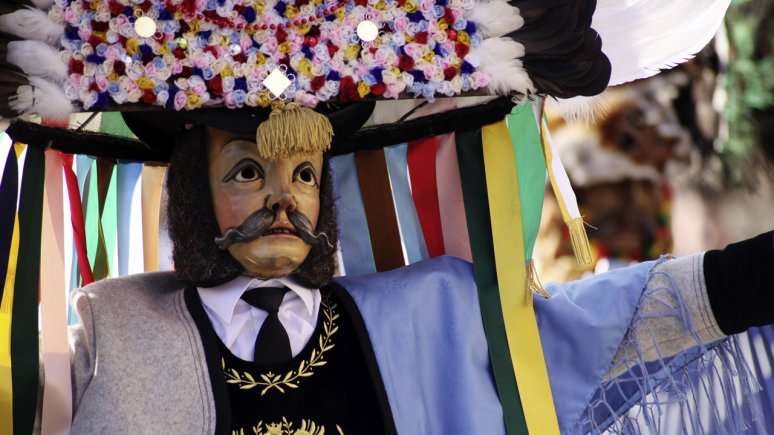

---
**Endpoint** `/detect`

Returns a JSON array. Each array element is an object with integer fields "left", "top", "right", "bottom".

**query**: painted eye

[
  {"left": 225, "top": 160, "right": 264, "bottom": 183},
  {"left": 295, "top": 166, "right": 318, "bottom": 186},
  {"left": 235, "top": 166, "right": 259, "bottom": 182}
]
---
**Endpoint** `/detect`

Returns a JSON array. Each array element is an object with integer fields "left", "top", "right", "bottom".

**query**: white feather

[
  {"left": 546, "top": 96, "right": 608, "bottom": 124},
  {"left": 466, "top": 0, "right": 524, "bottom": 37},
  {"left": 469, "top": 37, "right": 533, "bottom": 96},
  {"left": 30, "top": 0, "right": 56, "bottom": 8},
  {"left": 7, "top": 40, "right": 67, "bottom": 82},
  {"left": 593, "top": 0, "right": 731, "bottom": 86},
  {"left": 10, "top": 77, "right": 75, "bottom": 121},
  {"left": 0, "top": 7, "right": 64, "bottom": 46}
]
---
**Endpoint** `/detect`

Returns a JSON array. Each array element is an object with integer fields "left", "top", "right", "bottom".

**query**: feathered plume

[
  {"left": 7, "top": 40, "right": 67, "bottom": 82},
  {"left": 466, "top": 0, "right": 524, "bottom": 38},
  {"left": 470, "top": 37, "right": 534, "bottom": 96},
  {"left": 508, "top": 0, "right": 611, "bottom": 99},
  {"left": 593, "top": 0, "right": 731, "bottom": 86},
  {"left": 10, "top": 76, "right": 75, "bottom": 120},
  {"left": 0, "top": 7, "right": 64, "bottom": 46}
]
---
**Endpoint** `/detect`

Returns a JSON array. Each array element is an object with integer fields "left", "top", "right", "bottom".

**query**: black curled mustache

[{"left": 214, "top": 207, "right": 335, "bottom": 255}]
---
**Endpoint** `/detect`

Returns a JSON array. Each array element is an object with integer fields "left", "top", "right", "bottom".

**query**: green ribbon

[
  {"left": 456, "top": 129, "right": 527, "bottom": 435},
  {"left": 99, "top": 112, "right": 137, "bottom": 139},
  {"left": 507, "top": 102, "right": 546, "bottom": 260},
  {"left": 11, "top": 144, "right": 45, "bottom": 435}
]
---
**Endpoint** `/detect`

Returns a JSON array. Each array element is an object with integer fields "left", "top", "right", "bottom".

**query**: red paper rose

[
  {"left": 70, "top": 59, "right": 85, "bottom": 74},
  {"left": 142, "top": 90, "right": 157, "bottom": 104},
  {"left": 92, "top": 21, "right": 109, "bottom": 32},
  {"left": 444, "top": 67, "right": 457, "bottom": 81},
  {"left": 209, "top": 75, "right": 224, "bottom": 97},
  {"left": 108, "top": 1, "right": 123, "bottom": 15},
  {"left": 339, "top": 76, "right": 360, "bottom": 101},
  {"left": 311, "top": 75, "right": 326, "bottom": 92},
  {"left": 370, "top": 83, "right": 386, "bottom": 96},
  {"left": 398, "top": 54, "right": 415, "bottom": 71},
  {"left": 327, "top": 43, "right": 339, "bottom": 58},
  {"left": 113, "top": 61, "right": 126, "bottom": 75},
  {"left": 414, "top": 32, "right": 428, "bottom": 44},
  {"left": 276, "top": 27, "right": 288, "bottom": 43},
  {"left": 455, "top": 43, "right": 469, "bottom": 58}
]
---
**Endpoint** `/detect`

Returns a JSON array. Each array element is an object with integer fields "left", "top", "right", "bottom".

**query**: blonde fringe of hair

[{"left": 256, "top": 102, "right": 334, "bottom": 160}]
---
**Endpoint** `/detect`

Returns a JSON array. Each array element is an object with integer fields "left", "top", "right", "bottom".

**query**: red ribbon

[
  {"left": 60, "top": 153, "right": 94, "bottom": 286},
  {"left": 407, "top": 137, "right": 445, "bottom": 258}
]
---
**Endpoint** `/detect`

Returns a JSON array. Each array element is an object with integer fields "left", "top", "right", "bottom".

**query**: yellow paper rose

[
  {"left": 358, "top": 82, "right": 371, "bottom": 98},
  {"left": 137, "top": 77, "right": 155, "bottom": 90},
  {"left": 185, "top": 93, "right": 202, "bottom": 110}
]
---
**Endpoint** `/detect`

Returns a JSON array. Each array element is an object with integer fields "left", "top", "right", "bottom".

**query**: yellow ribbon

[
  {"left": 141, "top": 165, "right": 166, "bottom": 272},
  {"left": 482, "top": 120, "right": 560, "bottom": 434},
  {"left": 0, "top": 143, "right": 25, "bottom": 434}
]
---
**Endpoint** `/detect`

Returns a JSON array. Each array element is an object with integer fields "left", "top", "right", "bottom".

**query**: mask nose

[{"left": 266, "top": 192, "right": 297, "bottom": 215}]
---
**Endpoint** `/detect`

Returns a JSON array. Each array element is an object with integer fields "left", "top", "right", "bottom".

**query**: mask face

[{"left": 206, "top": 127, "right": 323, "bottom": 278}]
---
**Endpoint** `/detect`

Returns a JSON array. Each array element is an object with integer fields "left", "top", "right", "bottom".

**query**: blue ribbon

[
  {"left": 116, "top": 162, "right": 142, "bottom": 277},
  {"left": 330, "top": 154, "right": 376, "bottom": 276},
  {"left": 384, "top": 144, "right": 428, "bottom": 264}
]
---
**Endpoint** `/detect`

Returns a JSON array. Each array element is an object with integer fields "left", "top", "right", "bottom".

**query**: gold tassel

[
  {"left": 525, "top": 259, "right": 551, "bottom": 307},
  {"left": 566, "top": 217, "right": 593, "bottom": 266},
  {"left": 255, "top": 102, "right": 334, "bottom": 160}
]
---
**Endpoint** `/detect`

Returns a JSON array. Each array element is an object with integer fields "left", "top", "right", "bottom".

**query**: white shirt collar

[{"left": 197, "top": 275, "right": 317, "bottom": 324}]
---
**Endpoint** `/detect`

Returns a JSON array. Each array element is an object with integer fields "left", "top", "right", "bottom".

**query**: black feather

[{"left": 506, "top": 0, "right": 610, "bottom": 98}]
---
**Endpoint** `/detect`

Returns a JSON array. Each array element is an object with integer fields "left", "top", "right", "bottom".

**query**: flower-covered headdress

[{"left": 0, "top": 0, "right": 729, "bottom": 122}]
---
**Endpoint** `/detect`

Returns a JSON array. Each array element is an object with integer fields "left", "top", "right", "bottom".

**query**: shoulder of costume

[
  {"left": 333, "top": 255, "right": 475, "bottom": 295},
  {"left": 75, "top": 271, "right": 184, "bottom": 299}
]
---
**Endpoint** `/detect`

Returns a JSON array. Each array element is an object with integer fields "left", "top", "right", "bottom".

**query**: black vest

[{"left": 185, "top": 285, "right": 397, "bottom": 435}]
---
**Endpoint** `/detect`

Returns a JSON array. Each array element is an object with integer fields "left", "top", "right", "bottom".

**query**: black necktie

[{"left": 241, "top": 287, "right": 291, "bottom": 364}]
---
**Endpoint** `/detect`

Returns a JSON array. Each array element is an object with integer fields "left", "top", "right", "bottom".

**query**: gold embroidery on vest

[
  {"left": 232, "top": 417, "right": 346, "bottom": 435},
  {"left": 223, "top": 297, "right": 339, "bottom": 395}
]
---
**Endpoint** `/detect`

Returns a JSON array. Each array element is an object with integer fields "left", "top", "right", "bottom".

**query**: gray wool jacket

[{"left": 68, "top": 272, "right": 220, "bottom": 434}]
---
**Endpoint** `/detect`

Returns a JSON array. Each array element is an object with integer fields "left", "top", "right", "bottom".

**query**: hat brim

[{"left": 121, "top": 102, "right": 375, "bottom": 158}]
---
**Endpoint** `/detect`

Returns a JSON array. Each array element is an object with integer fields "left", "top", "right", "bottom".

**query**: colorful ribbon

[
  {"left": 0, "top": 143, "right": 22, "bottom": 435},
  {"left": 408, "top": 137, "right": 445, "bottom": 258},
  {"left": 329, "top": 154, "right": 376, "bottom": 276},
  {"left": 61, "top": 154, "right": 94, "bottom": 286},
  {"left": 384, "top": 144, "right": 428, "bottom": 264},
  {"left": 93, "top": 159, "right": 117, "bottom": 280},
  {"left": 482, "top": 119, "right": 560, "bottom": 434},
  {"left": 116, "top": 163, "right": 143, "bottom": 277},
  {"left": 355, "top": 149, "right": 405, "bottom": 271},
  {"left": 0, "top": 143, "right": 19, "bottom": 307},
  {"left": 456, "top": 130, "right": 527, "bottom": 435},
  {"left": 435, "top": 133, "right": 472, "bottom": 262},
  {"left": 541, "top": 117, "right": 592, "bottom": 266},
  {"left": 141, "top": 165, "right": 166, "bottom": 272},
  {"left": 508, "top": 102, "right": 551, "bottom": 304},
  {"left": 40, "top": 150, "right": 72, "bottom": 435},
  {"left": 11, "top": 143, "right": 45, "bottom": 435}
]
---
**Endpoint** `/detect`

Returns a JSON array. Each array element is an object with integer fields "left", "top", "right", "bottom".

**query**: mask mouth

[{"left": 262, "top": 223, "right": 301, "bottom": 238}]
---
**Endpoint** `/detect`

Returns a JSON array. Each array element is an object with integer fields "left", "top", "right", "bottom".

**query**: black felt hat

[{"left": 121, "top": 102, "right": 376, "bottom": 159}]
